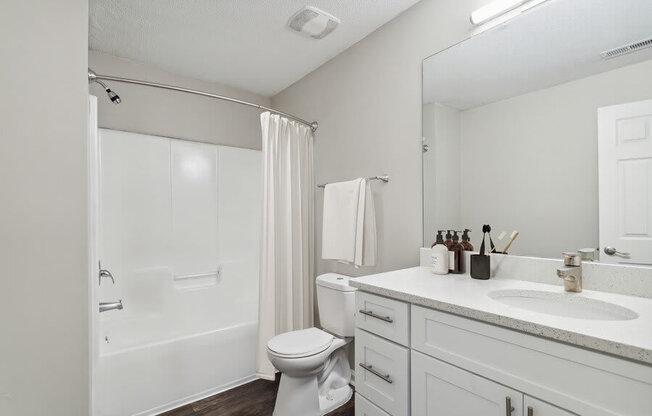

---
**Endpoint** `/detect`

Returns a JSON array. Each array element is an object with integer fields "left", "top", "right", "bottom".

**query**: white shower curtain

[{"left": 256, "top": 112, "right": 315, "bottom": 380}]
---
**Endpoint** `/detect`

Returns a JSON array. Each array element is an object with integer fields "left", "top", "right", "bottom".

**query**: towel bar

[{"left": 317, "top": 175, "right": 390, "bottom": 188}]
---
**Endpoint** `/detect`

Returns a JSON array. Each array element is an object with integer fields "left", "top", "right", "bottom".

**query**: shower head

[
  {"left": 105, "top": 88, "right": 121, "bottom": 104},
  {"left": 88, "top": 68, "right": 121, "bottom": 105}
]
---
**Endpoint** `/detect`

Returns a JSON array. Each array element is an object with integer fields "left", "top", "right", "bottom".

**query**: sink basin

[{"left": 488, "top": 290, "right": 638, "bottom": 321}]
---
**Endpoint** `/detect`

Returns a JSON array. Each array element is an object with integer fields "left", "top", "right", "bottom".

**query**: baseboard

[{"left": 136, "top": 374, "right": 259, "bottom": 416}]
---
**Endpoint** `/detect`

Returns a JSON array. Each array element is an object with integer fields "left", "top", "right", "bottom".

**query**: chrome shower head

[
  {"left": 106, "top": 88, "right": 121, "bottom": 104},
  {"left": 88, "top": 67, "right": 121, "bottom": 105}
]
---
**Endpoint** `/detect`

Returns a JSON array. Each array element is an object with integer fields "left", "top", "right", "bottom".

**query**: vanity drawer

[
  {"left": 355, "top": 393, "right": 391, "bottom": 416},
  {"left": 356, "top": 291, "right": 410, "bottom": 346},
  {"left": 355, "top": 328, "right": 410, "bottom": 416}
]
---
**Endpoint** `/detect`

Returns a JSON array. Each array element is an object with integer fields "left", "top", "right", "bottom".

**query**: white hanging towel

[
  {"left": 355, "top": 179, "right": 377, "bottom": 267},
  {"left": 322, "top": 178, "right": 376, "bottom": 267}
]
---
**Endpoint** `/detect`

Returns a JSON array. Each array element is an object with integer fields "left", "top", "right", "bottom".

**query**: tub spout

[{"left": 99, "top": 300, "right": 123, "bottom": 313}]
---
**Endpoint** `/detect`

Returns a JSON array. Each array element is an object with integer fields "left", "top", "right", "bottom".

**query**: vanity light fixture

[{"left": 470, "top": 0, "right": 547, "bottom": 25}]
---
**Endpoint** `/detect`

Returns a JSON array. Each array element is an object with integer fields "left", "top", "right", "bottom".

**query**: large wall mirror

[{"left": 422, "top": 0, "right": 652, "bottom": 264}]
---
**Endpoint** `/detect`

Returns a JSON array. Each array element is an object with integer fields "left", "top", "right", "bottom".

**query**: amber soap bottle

[
  {"left": 461, "top": 229, "right": 474, "bottom": 251},
  {"left": 444, "top": 230, "right": 453, "bottom": 248},
  {"left": 448, "top": 231, "right": 465, "bottom": 274}
]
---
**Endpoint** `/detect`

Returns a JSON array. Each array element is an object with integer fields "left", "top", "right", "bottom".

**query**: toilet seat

[{"left": 267, "top": 327, "right": 334, "bottom": 358}]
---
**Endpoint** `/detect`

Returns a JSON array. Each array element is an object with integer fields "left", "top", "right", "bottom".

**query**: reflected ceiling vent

[
  {"left": 288, "top": 6, "right": 340, "bottom": 39},
  {"left": 601, "top": 37, "right": 652, "bottom": 59}
]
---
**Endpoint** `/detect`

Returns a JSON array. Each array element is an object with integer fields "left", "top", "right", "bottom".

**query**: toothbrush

[
  {"left": 502, "top": 231, "right": 519, "bottom": 254},
  {"left": 492, "top": 231, "right": 507, "bottom": 252}
]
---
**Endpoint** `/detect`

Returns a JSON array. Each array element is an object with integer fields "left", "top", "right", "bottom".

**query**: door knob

[{"left": 604, "top": 246, "right": 630, "bottom": 257}]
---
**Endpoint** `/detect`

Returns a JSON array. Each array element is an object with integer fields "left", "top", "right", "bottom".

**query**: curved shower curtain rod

[{"left": 88, "top": 68, "right": 319, "bottom": 132}]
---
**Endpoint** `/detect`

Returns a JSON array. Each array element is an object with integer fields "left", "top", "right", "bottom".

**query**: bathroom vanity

[{"left": 350, "top": 265, "right": 652, "bottom": 416}]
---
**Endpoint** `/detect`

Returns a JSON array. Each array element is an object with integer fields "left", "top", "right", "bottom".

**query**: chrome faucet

[
  {"left": 99, "top": 300, "right": 123, "bottom": 313},
  {"left": 556, "top": 252, "right": 582, "bottom": 293}
]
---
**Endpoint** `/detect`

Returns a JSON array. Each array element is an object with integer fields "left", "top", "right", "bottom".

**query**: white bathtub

[{"left": 94, "top": 320, "right": 258, "bottom": 416}]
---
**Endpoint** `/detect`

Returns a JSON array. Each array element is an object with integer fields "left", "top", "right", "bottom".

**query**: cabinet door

[
  {"left": 524, "top": 396, "right": 576, "bottom": 416},
  {"left": 412, "top": 350, "right": 524, "bottom": 416}
]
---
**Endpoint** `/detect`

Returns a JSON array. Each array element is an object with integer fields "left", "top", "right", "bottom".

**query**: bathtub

[{"left": 94, "top": 319, "right": 258, "bottom": 416}]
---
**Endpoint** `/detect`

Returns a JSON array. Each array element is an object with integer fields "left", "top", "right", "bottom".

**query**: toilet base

[
  {"left": 273, "top": 373, "right": 319, "bottom": 416},
  {"left": 318, "top": 384, "right": 352, "bottom": 415},
  {"left": 272, "top": 374, "right": 352, "bottom": 416}
]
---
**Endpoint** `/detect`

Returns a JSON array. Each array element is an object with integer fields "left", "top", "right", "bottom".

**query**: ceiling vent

[
  {"left": 601, "top": 37, "right": 652, "bottom": 59},
  {"left": 288, "top": 6, "right": 340, "bottom": 39}
]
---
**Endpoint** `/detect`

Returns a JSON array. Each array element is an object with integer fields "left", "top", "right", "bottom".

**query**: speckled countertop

[{"left": 349, "top": 267, "right": 652, "bottom": 364}]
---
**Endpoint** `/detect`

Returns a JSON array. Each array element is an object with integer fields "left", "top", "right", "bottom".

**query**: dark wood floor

[{"left": 160, "top": 375, "right": 354, "bottom": 416}]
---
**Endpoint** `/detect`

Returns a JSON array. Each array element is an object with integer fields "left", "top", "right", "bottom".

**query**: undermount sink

[{"left": 488, "top": 289, "right": 638, "bottom": 321}]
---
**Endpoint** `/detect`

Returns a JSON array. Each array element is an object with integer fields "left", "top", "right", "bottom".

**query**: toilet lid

[{"left": 267, "top": 328, "right": 334, "bottom": 357}]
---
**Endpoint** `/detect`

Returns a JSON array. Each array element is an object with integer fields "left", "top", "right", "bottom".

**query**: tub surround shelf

[{"left": 349, "top": 267, "right": 652, "bottom": 364}]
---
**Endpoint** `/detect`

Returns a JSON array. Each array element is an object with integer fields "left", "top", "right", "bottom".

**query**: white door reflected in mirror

[{"left": 598, "top": 99, "right": 652, "bottom": 266}]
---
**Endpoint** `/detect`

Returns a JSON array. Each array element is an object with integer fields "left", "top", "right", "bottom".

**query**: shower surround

[{"left": 91, "top": 128, "right": 262, "bottom": 415}]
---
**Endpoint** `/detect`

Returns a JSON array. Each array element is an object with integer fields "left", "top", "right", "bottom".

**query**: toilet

[{"left": 267, "top": 273, "right": 356, "bottom": 416}]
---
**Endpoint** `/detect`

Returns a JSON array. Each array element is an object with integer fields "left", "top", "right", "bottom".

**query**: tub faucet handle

[{"left": 99, "top": 261, "right": 115, "bottom": 285}]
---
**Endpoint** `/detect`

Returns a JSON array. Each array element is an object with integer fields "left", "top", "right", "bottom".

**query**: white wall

[
  {"left": 272, "top": 0, "right": 487, "bottom": 276},
  {"left": 89, "top": 51, "right": 270, "bottom": 150},
  {"left": 0, "top": 1, "right": 90, "bottom": 415},
  {"left": 460, "top": 59, "right": 652, "bottom": 258},
  {"left": 423, "top": 103, "right": 462, "bottom": 246},
  {"left": 423, "top": 102, "right": 437, "bottom": 245}
]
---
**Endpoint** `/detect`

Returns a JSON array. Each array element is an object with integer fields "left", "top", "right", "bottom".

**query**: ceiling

[
  {"left": 89, "top": 0, "right": 420, "bottom": 97},
  {"left": 423, "top": 0, "right": 652, "bottom": 109}
]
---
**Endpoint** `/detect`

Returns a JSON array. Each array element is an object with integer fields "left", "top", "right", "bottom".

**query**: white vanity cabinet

[{"left": 355, "top": 290, "right": 652, "bottom": 416}]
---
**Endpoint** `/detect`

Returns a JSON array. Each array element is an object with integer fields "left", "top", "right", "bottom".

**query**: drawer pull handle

[
  {"left": 359, "top": 309, "right": 393, "bottom": 323},
  {"left": 506, "top": 397, "right": 515, "bottom": 415},
  {"left": 359, "top": 363, "right": 393, "bottom": 384},
  {"left": 527, "top": 406, "right": 533, "bottom": 416}
]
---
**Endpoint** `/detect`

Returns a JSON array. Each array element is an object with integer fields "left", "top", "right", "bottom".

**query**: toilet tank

[{"left": 316, "top": 273, "right": 357, "bottom": 337}]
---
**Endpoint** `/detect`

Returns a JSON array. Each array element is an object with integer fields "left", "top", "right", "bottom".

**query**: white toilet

[{"left": 267, "top": 273, "right": 357, "bottom": 416}]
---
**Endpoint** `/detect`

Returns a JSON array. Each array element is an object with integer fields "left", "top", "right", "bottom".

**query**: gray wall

[
  {"left": 272, "top": 0, "right": 487, "bottom": 276},
  {"left": 89, "top": 51, "right": 270, "bottom": 150},
  {"left": 459, "top": 59, "right": 652, "bottom": 258},
  {"left": 0, "top": 1, "right": 90, "bottom": 415}
]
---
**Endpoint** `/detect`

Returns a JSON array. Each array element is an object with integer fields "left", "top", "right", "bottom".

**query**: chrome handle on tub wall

[
  {"left": 527, "top": 406, "right": 534, "bottom": 416},
  {"left": 358, "top": 309, "right": 393, "bottom": 323},
  {"left": 359, "top": 363, "right": 392, "bottom": 384},
  {"left": 98, "top": 261, "right": 115, "bottom": 285},
  {"left": 505, "top": 397, "right": 515, "bottom": 415}
]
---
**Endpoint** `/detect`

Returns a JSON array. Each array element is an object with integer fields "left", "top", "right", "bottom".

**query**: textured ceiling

[{"left": 89, "top": 0, "right": 420, "bottom": 96}]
